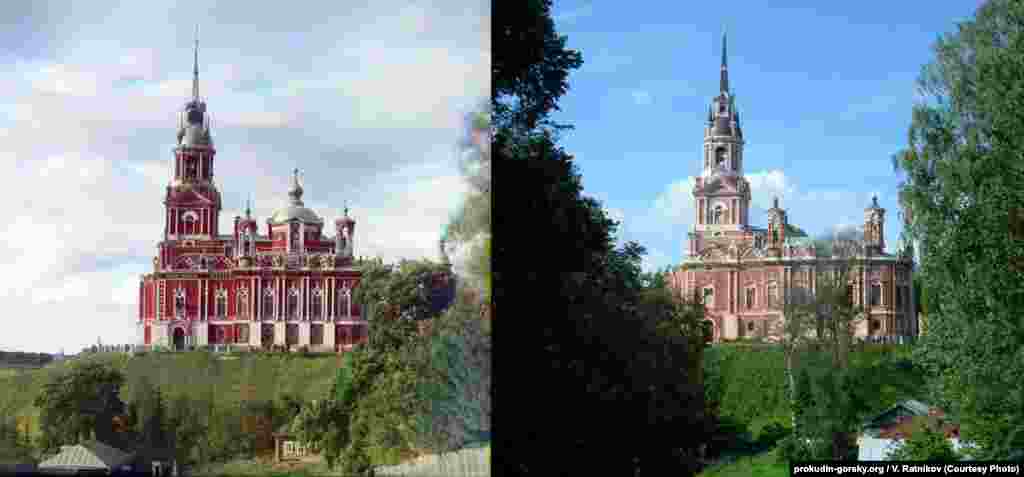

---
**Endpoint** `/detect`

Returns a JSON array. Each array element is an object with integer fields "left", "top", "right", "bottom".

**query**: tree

[
  {"left": 167, "top": 394, "right": 206, "bottom": 468},
  {"left": 891, "top": 0, "right": 1024, "bottom": 458},
  {"left": 494, "top": 0, "right": 583, "bottom": 132},
  {"left": 769, "top": 272, "right": 818, "bottom": 439},
  {"left": 291, "top": 399, "right": 345, "bottom": 469},
  {"left": 887, "top": 417, "right": 961, "bottom": 461},
  {"left": 494, "top": 1, "right": 710, "bottom": 474},
  {"left": 34, "top": 360, "right": 125, "bottom": 454}
]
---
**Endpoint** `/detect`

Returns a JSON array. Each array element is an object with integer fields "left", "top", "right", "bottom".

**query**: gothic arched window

[
  {"left": 215, "top": 288, "right": 227, "bottom": 319},
  {"left": 287, "top": 286, "right": 300, "bottom": 320},
  {"left": 237, "top": 287, "right": 249, "bottom": 318},
  {"left": 174, "top": 289, "right": 186, "bottom": 319},
  {"left": 263, "top": 286, "right": 275, "bottom": 320},
  {"left": 337, "top": 286, "right": 352, "bottom": 319},
  {"left": 311, "top": 286, "right": 323, "bottom": 320}
]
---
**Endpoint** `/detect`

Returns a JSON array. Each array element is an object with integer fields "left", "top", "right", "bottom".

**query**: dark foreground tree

[
  {"left": 495, "top": 2, "right": 710, "bottom": 474},
  {"left": 892, "top": 0, "right": 1024, "bottom": 459}
]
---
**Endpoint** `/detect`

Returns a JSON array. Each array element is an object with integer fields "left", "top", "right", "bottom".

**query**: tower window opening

[{"left": 715, "top": 148, "right": 726, "bottom": 167}]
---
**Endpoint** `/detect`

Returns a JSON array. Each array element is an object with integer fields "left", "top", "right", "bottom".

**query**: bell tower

[
  {"left": 693, "top": 29, "right": 752, "bottom": 238},
  {"left": 163, "top": 25, "right": 222, "bottom": 240},
  {"left": 864, "top": 195, "right": 885, "bottom": 254}
]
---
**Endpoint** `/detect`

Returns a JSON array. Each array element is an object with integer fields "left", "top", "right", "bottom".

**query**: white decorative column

[
  {"left": 324, "top": 322, "right": 336, "bottom": 347},
  {"left": 299, "top": 322, "right": 310, "bottom": 347},
  {"left": 303, "top": 277, "right": 309, "bottom": 321},
  {"left": 328, "top": 277, "right": 334, "bottom": 320},
  {"left": 250, "top": 322, "right": 261, "bottom": 347},
  {"left": 274, "top": 322, "right": 286, "bottom": 346}
]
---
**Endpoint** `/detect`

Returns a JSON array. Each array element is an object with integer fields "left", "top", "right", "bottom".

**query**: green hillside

[{"left": 0, "top": 351, "right": 344, "bottom": 441}]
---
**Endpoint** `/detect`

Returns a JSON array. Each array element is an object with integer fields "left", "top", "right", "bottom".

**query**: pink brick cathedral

[
  {"left": 668, "top": 32, "right": 917, "bottom": 342},
  {"left": 137, "top": 35, "right": 366, "bottom": 351}
]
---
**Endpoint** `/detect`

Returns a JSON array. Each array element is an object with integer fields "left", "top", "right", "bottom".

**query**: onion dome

[
  {"left": 269, "top": 168, "right": 323, "bottom": 224},
  {"left": 176, "top": 26, "right": 213, "bottom": 147}
]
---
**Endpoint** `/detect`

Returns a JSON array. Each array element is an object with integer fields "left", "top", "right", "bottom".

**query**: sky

[
  {"left": 0, "top": 1, "right": 489, "bottom": 353},
  {"left": 548, "top": 1, "right": 980, "bottom": 273}
]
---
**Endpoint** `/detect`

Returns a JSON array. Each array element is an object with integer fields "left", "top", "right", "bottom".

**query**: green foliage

[
  {"left": 888, "top": 418, "right": 961, "bottom": 461},
  {"left": 291, "top": 398, "right": 345, "bottom": 469},
  {"left": 493, "top": 0, "right": 583, "bottom": 132},
  {"left": 494, "top": 0, "right": 714, "bottom": 474},
  {"left": 892, "top": 0, "right": 1024, "bottom": 458},
  {"left": 33, "top": 360, "right": 125, "bottom": 454}
]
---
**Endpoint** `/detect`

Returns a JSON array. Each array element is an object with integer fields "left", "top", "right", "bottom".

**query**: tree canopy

[
  {"left": 495, "top": 1, "right": 710, "bottom": 474},
  {"left": 892, "top": 0, "right": 1024, "bottom": 458}
]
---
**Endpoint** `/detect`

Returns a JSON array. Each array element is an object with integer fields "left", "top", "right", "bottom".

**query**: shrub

[{"left": 758, "top": 422, "right": 791, "bottom": 448}]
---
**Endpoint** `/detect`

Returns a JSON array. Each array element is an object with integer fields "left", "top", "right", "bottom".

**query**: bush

[
  {"left": 758, "top": 422, "right": 791, "bottom": 448},
  {"left": 777, "top": 434, "right": 827, "bottom": 463}
]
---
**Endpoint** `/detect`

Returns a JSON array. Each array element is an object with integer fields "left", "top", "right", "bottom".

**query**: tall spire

[
  {"left": 192, "top": 24, "right": 200, "bottom": 102},
  {"left": 720, "top": 27, "right": 729, "bottom": 93}
]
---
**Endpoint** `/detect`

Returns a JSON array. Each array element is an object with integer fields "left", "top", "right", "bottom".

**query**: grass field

[{"left": 698, "top": 448, "right": 787, "bottom": 477}]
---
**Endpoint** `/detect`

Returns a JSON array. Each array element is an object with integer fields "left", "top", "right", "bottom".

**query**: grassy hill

[{"left": 0, "top": 351, "right": 344, "bottom": 443}]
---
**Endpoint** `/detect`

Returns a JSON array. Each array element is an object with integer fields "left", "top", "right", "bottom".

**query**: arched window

[
  {"left": 703, "top": 286, "right": 714, "bottom": 307},
  {"left": 174, "top": 289, "right": 186, "bottom": 319},
  {"left": 337, "top": 287, "right": 352, "bottom": 318},
  {"left": 747, "top": 321, "right": 755, "bottom": 333},
  {"left": 715, "top": 148, "right": 726, "bottom": 167},
  {"left": 311, "top": 286, "right": 323, "bottom": 320},
  {"left": 287, "top": 287, "right": 300, "bottom": 320},
  {"left": 745, "top": 287, "right": 755, "bottom": 309},
  {"left": 182, "top": 211, "right": 197, "bottom": 236},
  {"left": 714, "top": 206, "right": 723, "bottom": 225},
  {"left": 262, "top": 286, "right": 275, "bottom": 320},
  {"left": 215, "top": 288, "right": 227, "bottom": 319},
  {"left": 237, "top": 287, "right": 249, "bottom": 318},
  {"left": 870, "top": 283, "right": 881, "bottom": 306}
]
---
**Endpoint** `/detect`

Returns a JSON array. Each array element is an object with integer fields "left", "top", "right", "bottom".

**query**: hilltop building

[
  {"left": 137, "top": 34, "right": 366, "bottom": 352},
  {"left": 668, "top": 32, "right": 917, "bottom": 342}
]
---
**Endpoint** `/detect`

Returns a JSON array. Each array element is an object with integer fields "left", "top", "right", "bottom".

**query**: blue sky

[
  {"left": 548, "top": 1, "right": 979, "bottom": 272},
  {"left": 0, "top": 1, "right": 488, "bottom": 353}
]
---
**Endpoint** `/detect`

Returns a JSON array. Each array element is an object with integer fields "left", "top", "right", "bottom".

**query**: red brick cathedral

[
  {"left": 137, "top": 38, "right": 366, "bottom": 351},
  {"left": 668, "top": 33, "right": 917, "bottom": 342}
]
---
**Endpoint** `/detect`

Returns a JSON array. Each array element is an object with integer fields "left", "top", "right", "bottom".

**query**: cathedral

[
  {"left": 137, "top": 37, "right": 366, "bottom": 351},
  {"left": 668, "top": 33, "right": 917, "bottom": 342}
]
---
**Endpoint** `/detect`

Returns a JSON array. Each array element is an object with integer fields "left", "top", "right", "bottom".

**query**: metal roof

[{"left": 38, "top": 441, "right": 133, "bottom": 471}]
